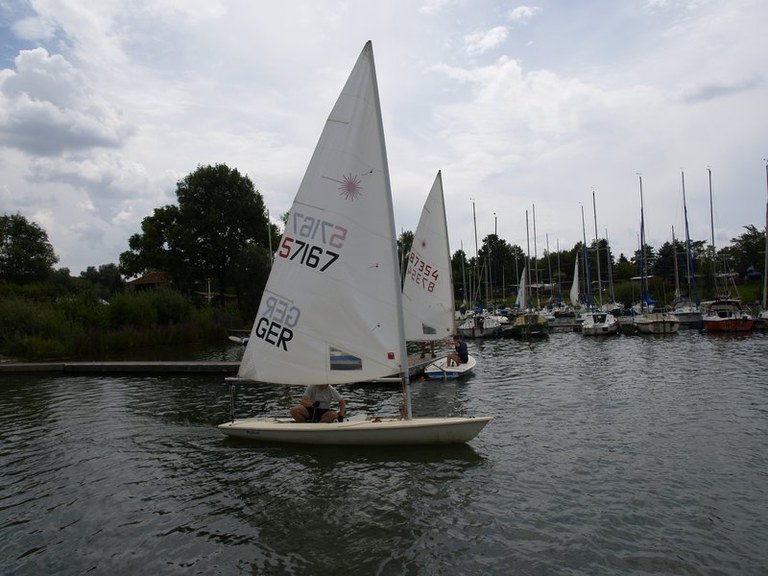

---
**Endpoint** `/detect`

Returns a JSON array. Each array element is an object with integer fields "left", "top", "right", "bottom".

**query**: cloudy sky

[{"left": 1, "top": 0, "right": 766, "bottom": 275}]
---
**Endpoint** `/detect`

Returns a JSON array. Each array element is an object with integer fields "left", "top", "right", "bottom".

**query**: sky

[{"left": 1, "top": 0, "right": 767, "bottom": 276}]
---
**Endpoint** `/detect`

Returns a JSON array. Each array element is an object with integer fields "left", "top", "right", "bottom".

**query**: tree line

[{"left": 2, "top": 163, "right": 766, "bottom": 358}]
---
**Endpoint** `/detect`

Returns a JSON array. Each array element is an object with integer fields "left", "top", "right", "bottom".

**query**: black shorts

[
  {"left": 459, "top": 355, "right": 468, "bottom": 364},
  {"left": 307, "top": 407, "right": 329, "bottom": 422}
]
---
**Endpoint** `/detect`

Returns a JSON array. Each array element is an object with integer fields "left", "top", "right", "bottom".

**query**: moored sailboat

[
  {"left": 671, "top": 171, "right": 703, "bottom": 328},
  {"left": 701, "top": 168, "right": 753, "bottom": 333},
  {"left": 218, "top": 42, "right": 491, "bottom": 445},
  {"left": 702, "top": 298, "right": 753, "bottom": 332},
  {"left": 403, "top": 171, "right": 477, "bottom": 380},
  {"left": 509, "top": 211, "right": 550, "bottom": 339},
  {"left": 633, "top": 175, "right": 680, "bottom": 335},
  {"left": 581, "top": 311, "right": 619, "bottom": 335},
  {"left": 758, "top": 161, "right": 768, "bottom": 330},
  {"left": 510, "top": 270, "right": 551, "bottom": 339}
]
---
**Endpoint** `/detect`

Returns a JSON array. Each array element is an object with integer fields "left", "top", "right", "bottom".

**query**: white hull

[
  {"left": 457, "top": 314, "right": 504, "bottom": 338},
  {"left": 218, "top": 415, "right": 493, "bottom": 445},
  {"left": 580, "top": 312, "right": 619, "bottom": 336},
  {"left": 634, "top": 312, "right": 680, "bottom": 334},
  {"left": 673, "top": 310, "right": 703, "bottom": 326},
  {"left": 581, "top": 323, "right": 619, "bottom": 336},
  {"left": 423, "top": 355, "right": 477, "bottom": 380}
]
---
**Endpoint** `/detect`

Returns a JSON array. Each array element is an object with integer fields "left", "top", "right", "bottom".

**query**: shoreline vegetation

[
  {"left": 1, "top": 277, "right": 764, "bottom": 363},
  {"left": 0, "top": 286, "right": 236, "bottom": 362},
  {"left": 4, "top": 166, "right": 766, "bottom": 362}
]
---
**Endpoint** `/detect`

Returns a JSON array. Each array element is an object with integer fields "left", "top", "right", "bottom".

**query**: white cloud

[
  {"left": 0, "top": 48, "right": 132, "bottom": 155},
  {"left": 0, "top": 0, "right": 766, "bottom": 274},
  {"left": 508, "top": 5, "right": 543, "bottom": 25},
  {"left": 12, "top": 15, "right": 57, "bottom": 40},
  {"left": 464, "top": 26, "right": 509, "bottom": 57}
]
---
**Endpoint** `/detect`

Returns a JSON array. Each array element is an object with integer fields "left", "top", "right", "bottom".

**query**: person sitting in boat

[
  {"left": 290, "top": 384, "right": 346, "bottom": 423},
  {"left": 446, "top": 336, "right": 468, "bottom": 366}
]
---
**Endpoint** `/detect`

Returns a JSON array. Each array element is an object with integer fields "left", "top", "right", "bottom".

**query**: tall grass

[{"left": 0, "top": 289, "right": 233, "bottom": 361}]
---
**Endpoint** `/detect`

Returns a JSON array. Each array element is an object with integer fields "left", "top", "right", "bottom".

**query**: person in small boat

[
  {"left": 446, "top": 336, "right": 468, "bottom": 366},
  {"left": 290, "top": 384, "right": 346, "bottom": 423}
]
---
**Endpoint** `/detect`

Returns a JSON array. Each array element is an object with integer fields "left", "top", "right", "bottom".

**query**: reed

[{"left": 0, "top": 289, "right": 231, "bottom": 361}]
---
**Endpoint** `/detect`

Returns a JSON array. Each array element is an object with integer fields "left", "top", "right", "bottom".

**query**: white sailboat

[
  {"left": 218, "top": 42, "right": 491, "bottom": 445},
  {"left": 633, "top": 175, "right": 680, "bottom": 335},
  {"left": 671, "top": 171, "right": 703, "bottom": 327},
  {"left": 758, "top": 161, "right": 768, "bottom": 329},
  {"left": 404, "top": 172, "right": 477, "bottom": 380},
  {"left": 580, "top": 311, "right": 619, "bottom": 336}
]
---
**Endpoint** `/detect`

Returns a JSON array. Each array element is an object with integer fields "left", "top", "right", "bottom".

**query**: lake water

[{"left": 1, "top": 330, "right": 767, "bottom": 575}]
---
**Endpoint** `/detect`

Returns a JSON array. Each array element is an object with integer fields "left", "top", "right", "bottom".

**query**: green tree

[
  {"left": 451, "top": 248, "right": 470, "bottom": 307},
  {"left": 612, "top": 253, "right": 634, "bottom": 282},
  {"left": 478, "top": 234, "right": 525, "bottom": 303},
  {"left": 119, "top": 164, "right": 279, "bottom": 308},
  {"left": 724, "top": 225, "right": 765, "bottom": 275},
  {"left": 398, "top": 230, "right": 414, "bottom": 283},
  {"left": 80, "top": 264, "right": 125, "bottom": 300},
  {"left": 653, "top": 240, "right": 678, "bottom": 281},
  {"left": 0, "top": 214, "right": 59, "bottom": 283}
]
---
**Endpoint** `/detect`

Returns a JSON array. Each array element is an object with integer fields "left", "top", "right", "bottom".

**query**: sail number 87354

[
  {"left": 278, "top": 236, "right": 340, "bottom": 271},
  {"left": 407, "top": 252, "right": 439, "bottom": 292}
]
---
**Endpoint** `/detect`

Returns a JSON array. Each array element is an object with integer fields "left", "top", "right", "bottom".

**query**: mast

[
  {"left": 532, "top": 203, "right": 539, "bottom": 308},
  {"left": 556, "top": 238, "right": 562, "bottom": 303},
  {"left": 580, "top": 203, "right": 591, "bottom": 307},
  {"left": 460, "top": 240, "right": 467, "bottom": 308},
  {"left": 472, "top": 199, "right": 479, "bottom": 306},
  {"left": 592, "top": 190, "right": 603, "bottom": 307},
  {"left": 707, "top": 167, "right": 722, "bottom": 297},
  {"left": 525, "top": 209, "right": 531, "bottom": 310},
  {"left": 493, "top": 212, "right": 497, "bottom": 303},
  {"left": 605, "top": 228, "right": 616, "bottom": 305},
  {"left": 764, "top": 160, "right": 768, "bottom": 311},
  {"left": 638, "top": 175, "right": 647, "bottom": 312},
  {"left": 437, "top": 172, "right": 457, "bottom": 337},
  {"left": 485, "top": 252, "right": 491, "bottom": 307},
  {"left": 266, "top": 209, "right": 273, "bottom": 265},
  {"left": 356, "top": 42, "right": 412, "bottom": 418},
  {"left": 708, "top": 168, "right": 715, "bottom": 253},
  {"left": 672, "top": 225, "right": 680, "bottom": 301},
  {"left": 546, "top": 233, "right": 553, "bottom": 306},
  {"left": 682, "top": 171, "right": 698, "bottom": 305}
]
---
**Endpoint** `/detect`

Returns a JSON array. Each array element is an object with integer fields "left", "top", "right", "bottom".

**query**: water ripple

[{"left": 1, "top": 332, "right": 767, "bottom": 574}]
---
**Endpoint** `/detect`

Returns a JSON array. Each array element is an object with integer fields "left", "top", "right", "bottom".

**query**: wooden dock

[
  {"left": 0, "top": 361, "right": 240, "bottom": 375},
  {"left": 0, "top": 353, "right": 437, "bottom": 377}
]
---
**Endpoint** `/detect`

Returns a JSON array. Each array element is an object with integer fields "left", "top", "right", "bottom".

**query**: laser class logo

[
  {"left": 323, "top": 169, "right": 374, "bottom": 202},
  {"left": 338, "top": 173, "right": 363, "bottom": 201}
]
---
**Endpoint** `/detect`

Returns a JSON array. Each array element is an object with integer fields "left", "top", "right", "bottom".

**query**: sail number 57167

[{"left": 278, "top": 236, "right": 340, "bottom": 271}]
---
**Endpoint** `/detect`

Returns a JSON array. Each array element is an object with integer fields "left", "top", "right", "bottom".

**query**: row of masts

[{"left": 460, "top": 163, "right": 768, "bottom": 311}]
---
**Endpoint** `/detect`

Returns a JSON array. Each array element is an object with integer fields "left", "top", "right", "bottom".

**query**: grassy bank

[{"left": 0, "top": 288, "right": 237, "bottom": 361}]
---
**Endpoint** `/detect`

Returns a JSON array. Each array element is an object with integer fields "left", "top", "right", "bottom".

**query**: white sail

[
  {"left": 220, "top": 42, "right": 492, "bottom": 445},
  {"left": 515, "top": 266, "right": 527, "bottom": 310},
  {"left": 569, "top": 255, "right": 579, "bottom": 307},
  {"left": 238, "top": 41, "right": 402, "bottom": 385},
  {"left": 402, "top": 171, "right": 455, "bottom": 341}
]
